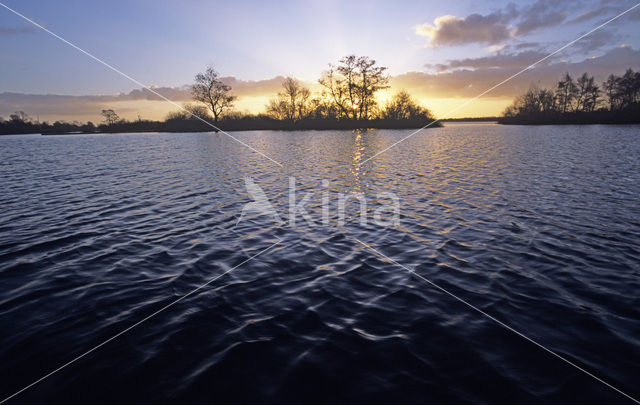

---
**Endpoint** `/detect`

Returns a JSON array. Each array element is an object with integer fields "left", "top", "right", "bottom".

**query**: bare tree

[
  {"left": 602, "top": 69, "right": 640, "bottom": 111},
  {"left": 101, "top": 109, "right": 120, "bottom": 125},
  {"left": 183, "top": 103, "right": 211, "bottom": 119},
  {"left": 555, "top": 73, "right": 577, "bottom": 113},
  {"left": 505, "top": 85, "right": 556, "bottom": 115},
  {"left": 191, "top": 66, "right": 236, "bottom": 122},
  {"left": 296, "top": 87, "right": 311, "bottom": 120},
  {"left": 319, "top": 55, "right": 389, "bottom": 120},
  {"left": 603, "top": 74, "right": 620, "bottom": 110},
  {"left": 318, "top": 65, "right": 352, "bottom": 119},
  {"left": 266, "top": 98, "right": 289, "bottom": 121},
  {"left": 505, "top": 68, "right": 639, "bottom": 120},
  {"left": 267, "top": 77, "right": 311, "bottom": 121},
  {"left": 618, "top": 68, "right": 640, "bottom": 108},
  {"left": 539, "top": 88, "right": 556, "bottom": 112},
  {"left": 307, "top": 96, "right": 340, "bottom": 119},
  {"left": 9, "top": 111, "right": 30, "bottom": 123},
  {"left": 381, "top": 90, "right": 433, "bottom": 120},
  {"left": 355, "top": 56, "right": 389, "bottom": 119},
  {"left": 166, "top": 103, "right": 211, "bottom": 121},
  {"left": 574, "top": 73, "right": 599, "bottom": 112}
]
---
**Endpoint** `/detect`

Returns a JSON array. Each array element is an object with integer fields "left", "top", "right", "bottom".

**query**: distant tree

[
  {"left": 503, "top": 68, "right": 640, "bottom": 123},
  {"left": 165, "top": 110, "right": 188, "bottom": 121},
  {"left": 266, "top": 98, "right": 289, "bottom": 121},
  {"left": 191, "top": 66, "right": 236, "bottom": 122},
  {"left": 618, "top": 68, "right": 640, "bottom": 108},
  {"left": 538, "top": 88, "right": 556, "bottom": 112},
  {"left": 183, "top": 103, "right": 210, "bottom": 119},
  {"left": 381, "top": 90, "right": 434, "bottom": 120},
  {"left": 266, "top": 77, "right": 311, "bottom": 121},
  {"left": 307, "top": 96, "right": 340, "bottom": 119},
  {"left": 603, "top": 74, "right": 620, "bottom": 110},
  {"left": 81, "top": 121, "right": 96, "bottom": 132},
  {"left": 293, "top": 84, "right": 311, "bottom": 120},
  {"left": 502, "top": 104, "right": 517, "bottom": 118},
  {"left": 555, "top": 73, "right": 577, "bottom": 113},
  {"left": 101, "top": 109, "right": 120, "bottom": 125},
  {"left": 319, "top": 55, "right": 389, "bottom": 120},
  {"left": 574, "top": 73, "right": 600, "bottom": 112},
  {"left": 166, "top": 103, "right": 211, "bottom": 121},
  {"left": 504, "top": 85, "right": 556, "bottom": 116},
  {"left": 10, "top": 111, "right": 30, "bottom": 123}
]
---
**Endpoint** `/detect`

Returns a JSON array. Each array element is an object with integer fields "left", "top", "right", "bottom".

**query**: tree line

[
  {"left": 500, "top": 68, "right": 640, "bottom": 124},
  {"left": 188, "top": 55, "right": 435, "bottom": 123},
  {"left": 1, "top": 55, "right": 439, "bottom": 135}
]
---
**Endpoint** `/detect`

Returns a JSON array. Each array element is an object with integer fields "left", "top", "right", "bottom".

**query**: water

[{"left": 1, "top": 123, "right": 639, "bottom": 404}]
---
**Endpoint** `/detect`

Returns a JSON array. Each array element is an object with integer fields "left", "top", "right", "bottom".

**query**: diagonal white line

[
  {"left": 0, "top": 2, "right": 283, "bottom": 167},
  {"left": 352, "top": 236, "right": 640, "bottom": 404},
  {"left": 0, "top": 238, "right": 282, "bottom": 404},
  {"left": 358, "top": 2, "right": 640, "bottom": 166}
]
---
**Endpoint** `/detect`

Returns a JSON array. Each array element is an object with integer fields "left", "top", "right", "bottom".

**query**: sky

[{"left": 1, "top": 0, "right": 639, "bottom": 121}]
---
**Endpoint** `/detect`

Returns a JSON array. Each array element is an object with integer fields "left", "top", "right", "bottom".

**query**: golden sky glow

[{"left": 28, "top": 93, "right": 511, "bottom": 123}]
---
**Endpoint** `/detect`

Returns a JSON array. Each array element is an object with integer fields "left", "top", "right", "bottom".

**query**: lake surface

[{"left": 1, "top": 123, "right": 639, "bottom": 404}]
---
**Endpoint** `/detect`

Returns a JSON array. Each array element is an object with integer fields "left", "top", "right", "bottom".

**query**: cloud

[
  {"left": 434, "top": 50, "right": 549, "bottom": 71},
  {"left": 401, "top": 45, "right": 640, "bottom": 99},
  {"left": 221, "top": 76, "right": 290, "bottom": 97},
  {"left": 415, "top": 12, "right": 514, "bottom": 47},
  {"left": 119, "top": 86, "right": 191, "bottom": 102},
  {"left": 572, "top": 29, "right": 622, "bottom": 53},
  {"left": 415, "top": 0, "right": 621, "bottom": 47},
  {"left": 515, "top": 0, "right": 569, "bottom": 35},
  {"left": 513, "top": 41, "right": 542, "bottom": 50},
  {"left": 569, "top": 3, "right": 640, "bottom": 24},
  {"left": 567, "top": 5, "right": 615, "bottom": 24},
  {"left": 0, "top": 26, "right": 34, "bottom": 36},
  {"left": 414, "top": 0, "right": 567, "bottom": 47}
]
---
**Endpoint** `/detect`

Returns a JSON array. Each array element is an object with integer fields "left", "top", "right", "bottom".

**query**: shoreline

[
  {"left": 6, "top": 119, "right": 640, "bottom": 136},
  {"left": 19, "top": 119, "right": 448, "bottom": 136},
  {"left": 499, "top": 106, "right": 640, "bottom": 126}
]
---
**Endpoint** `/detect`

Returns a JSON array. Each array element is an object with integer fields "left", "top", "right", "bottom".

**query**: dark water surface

[{"left": 1, "top": 124, "right": 639, "bottom": 404}]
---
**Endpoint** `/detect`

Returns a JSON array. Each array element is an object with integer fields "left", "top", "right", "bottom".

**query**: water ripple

[{"left": 1, "top": 125, "right": 639, "bottom": 404}]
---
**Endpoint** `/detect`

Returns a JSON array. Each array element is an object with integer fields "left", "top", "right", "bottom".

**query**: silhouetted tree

[
  {"left": 165, "top": 110, "right": 188, "bottom": 121},
  {"left": 101, "top": 109, "right": 120, "bottom": 125},
  {"left": 381, "top": 90, "right": 434, "bottom": 120},
  {"left": 307, "top": 96, "right": 340, "bottom": 119},
  {"left": 574, "top": 73, "right": 599, "bottom": 112},
  {"left": 618, "top": 68, "right": 640, "bottom": 108},
  {"left": 603, "top": 74, "right": 620, "bottom": 110},
  {"left": 267, "top": 77, "right": 312, "bottom": 121},
  {"left": 505, "top": 85, "right": 556, "bottom": 116},
  {"left": 9, "top": 111, "right": 30, "bottom": 123},
  {"left": 319, "top": 55, "right": 389, "bottom": 120},
  {"left": 166, "top": 103, "right": 211, "bottom": 121},
  {"left": 191, "top": 66, "right": 236, "bottom": 122},
  {"left": 555, "top": 73, "right": 577, "bottom": 113},
  {"left": 266, "top": 96, "right": 289, "bottom": 121},
  {"left": 602, "top": 69, "right": 640, "bottom": 110},
  {"left": 81, "top": 122, "right": 96, "bottom": 132},
  {"left": 183, "top": 103, "right": 210, "bottom": 119},
  {"left": 502, "top": 68, "right": 640, "bottom": 124}
]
